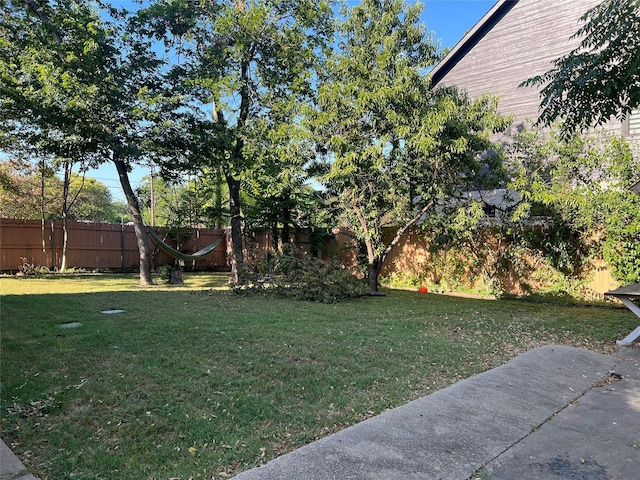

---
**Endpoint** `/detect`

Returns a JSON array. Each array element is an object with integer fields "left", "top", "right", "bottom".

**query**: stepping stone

[{"left": 58, "top": 322, "right": 82, "bottom": 329}]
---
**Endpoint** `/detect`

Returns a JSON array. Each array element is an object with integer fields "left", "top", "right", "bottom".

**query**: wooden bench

[{"left": 605, "top": 283, "right": 640, "bottom": 345}]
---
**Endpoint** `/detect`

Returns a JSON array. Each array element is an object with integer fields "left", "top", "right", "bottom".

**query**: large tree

[
  {"left": 136, "top": 0, "right": 334, "bottom": 283},
  {"left": 523, "top": 0, "right": 640, "bottom": 134},
  {"left": 1, "top": 0, "right": 167, "bottom": 284},
  {"left": 242, "top": 116, "right": 322, "bottom": 248},
  {"left": 314, "top": 0, "right": 508, "bottom": 292}
]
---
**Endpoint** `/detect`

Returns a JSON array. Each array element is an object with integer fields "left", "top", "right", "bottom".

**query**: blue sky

[
  {"left": 88, "top": 0, "right": 498, "bottom": 203},
  {"left": 423, "top": 0, "right": 496, "bottom": 49}
]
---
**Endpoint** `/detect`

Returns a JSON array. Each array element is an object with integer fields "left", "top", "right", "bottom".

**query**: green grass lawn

[{"left": 0, "top": 273, "right": 636, "bottom": 479}]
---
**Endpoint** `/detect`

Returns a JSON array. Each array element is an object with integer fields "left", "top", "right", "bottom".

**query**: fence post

[
  {"left": 121, "top": 219, "right": 127, "bottom": 272},
  {"left": 193, "top": 228, "right": 199, "bottom": 270},
  {"left": 50, "top": 220, "right": 56, "bottom": 270},
  {"left": 41, "top": 217, "right": 46, "bottom": 267}
]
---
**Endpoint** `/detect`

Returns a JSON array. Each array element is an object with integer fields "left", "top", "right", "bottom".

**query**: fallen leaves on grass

[{"left": 6, "top": 397, "right": 57, "bottom": 418}]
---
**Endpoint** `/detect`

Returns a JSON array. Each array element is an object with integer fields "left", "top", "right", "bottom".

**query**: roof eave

[{"left": 430, "top": 0, "right": 518, "bottom": 87}]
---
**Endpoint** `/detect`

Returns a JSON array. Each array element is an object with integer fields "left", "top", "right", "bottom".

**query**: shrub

[
  {"left": 157, "top": 264, "right": 174, "bottom": 282},
  {"left": 233, "top": 247, "right": 369, "bottom": 303},
  {"left": 17, "top": 257, "right": 50, "bottom": 275}
]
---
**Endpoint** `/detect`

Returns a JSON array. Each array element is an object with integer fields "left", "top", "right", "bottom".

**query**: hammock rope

[{"left": 146, "top": 227, "right": 224, "bottom": 261}]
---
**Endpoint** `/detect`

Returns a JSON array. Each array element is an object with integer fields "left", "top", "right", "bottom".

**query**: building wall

[{"left": 434, "top": 0, "right": 623, "bottom": 137}]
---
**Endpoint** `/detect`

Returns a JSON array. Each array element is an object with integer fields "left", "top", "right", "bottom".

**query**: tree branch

[
  {"left": 24, "top": 0, "right": 62, "bottom": 45},
  {"left": 381, "top": 198, "right": 435, "bottom": 260}
]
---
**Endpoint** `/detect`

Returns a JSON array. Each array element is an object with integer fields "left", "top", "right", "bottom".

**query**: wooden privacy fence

[
  {"left": 0, "top": 219, "right": 619, "bottom": 296},
  {"left": 0, "top": 219, "right": 229, "bottom": 272},
  {"left": 379, "top": 226, "right": 619, "bottom": 296}
]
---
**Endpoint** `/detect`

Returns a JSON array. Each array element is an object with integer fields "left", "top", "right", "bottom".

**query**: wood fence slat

[
  {"left": 0, "top": 219, "right": 229, "bottom": 272},
  {"left": 0, "top": 219, "right": 618, "bottom": 296}
]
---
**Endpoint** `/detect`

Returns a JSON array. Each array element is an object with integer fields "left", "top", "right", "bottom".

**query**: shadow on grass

[{"left": 0, "top": 279, "right": 637, "bottom": 480}]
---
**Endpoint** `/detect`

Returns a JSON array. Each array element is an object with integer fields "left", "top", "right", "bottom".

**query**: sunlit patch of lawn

[{"left": 0, "top": 273, "right": 635, "bottom": 479}]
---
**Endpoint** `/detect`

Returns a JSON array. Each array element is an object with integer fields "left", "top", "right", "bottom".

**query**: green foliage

[
  {"left": 244, "top": 183, "right": 329, "bottom": 249},
  {"left": 64, "top": 174, "right": 123, "bottom": 222},
  {"left": 0, "top": 159, "right": 123, "bottom": 222},
  {"left": 427, "top": 249, "right": 470, "bottom": 293},
  {"left": 523, "top": 0, "right": 640, "bottom": 134},
  {"left": 233, "top": 247, "right": 369, "bottom": 303},
  {"left": 242, "top": 101, "right": 322, "bottom": 239},
  {"left": 603, "top": 232, "right": 640, "bottom": 284},
  {"left": 389, "top": 226, "right": 604, "bottom": 301},
  {"left": 1, "top": 158, "right": 58, "bottom": 219},
  {"left": 1, "top": 0, "right": 157, "bottom": 165},
  {"left": 517, "top": 225, "right": 589, "bottom": 277},
  {"left": 195, "top": 167, "right": 231, "bottom": 229},
  {"left": 312, "top": 0, "right": 508, "bottom": 291},
  {"left": 1, "top": 0, "right": 171, "bottom": 283},
  {"left": 381, "top": 271, "right": 428, "bottom": 290},
  {"left": 506, "top": 126, "right": 640, "bottom": 285},
  {"left": 137, "top": 175, "right": 192, "bottom": 228},
  {"left": 156, "top": 264, "right": 174, "bottom": 282},
  {"left": 136, "top": 0, "right": 335, "bottom": 281}
]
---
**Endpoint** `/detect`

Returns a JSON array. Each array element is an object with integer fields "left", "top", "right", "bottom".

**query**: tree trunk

[
  {"left": 368, "top": 198, "right": 438, "bottom": 293},
  {"left": 368, "top": 260, "right": 382, "bottom": 293},
  {"left": 271, "top": 224, "right": 279, "bottom": 252},
  {"left": 113, "top": 157, "right": 153, "bottom": 286},
  {"left": 225, "top": 53, "right": 250, "bottom": 285},
  {"left": 214, "top": 165, "right": 223, "bottom": 229},
  {"left": 61, "top": 211, "right": 69, "bottom": 272},
  {"left": 363, "top": 233, "right": 381, "bottom": 292},
  {"left": 226, "top": 174, "right": 244, "bottom": 284},
  {"left": 355, "top": 205, "right": 381, "bottom": 293},
  {"left": 60, "top": 163, "right": 71, "bottom": 272},
  {"left": 40, "top": 159, "right": 46, "bottom": 261},
  {"left": 281, "top": 192, "right": 292, "bottom": 246}
]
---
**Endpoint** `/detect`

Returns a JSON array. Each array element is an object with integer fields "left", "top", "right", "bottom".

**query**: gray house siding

[{"left": 431, "top": 0, "right": 623, "bottom": 136}]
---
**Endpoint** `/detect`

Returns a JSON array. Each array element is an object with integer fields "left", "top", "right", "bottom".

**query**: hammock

[{"left": 146, "top": 227, "right": 224, "bottom": 261}]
